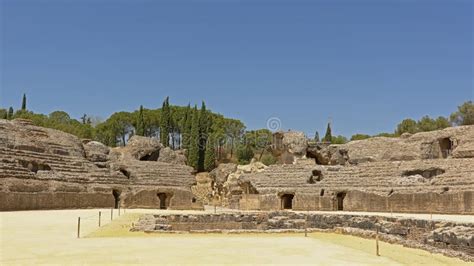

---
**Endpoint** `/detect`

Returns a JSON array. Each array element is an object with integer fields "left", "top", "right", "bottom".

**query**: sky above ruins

[{"left": 1, "top": 0, "right": 472, "bottom": 137}]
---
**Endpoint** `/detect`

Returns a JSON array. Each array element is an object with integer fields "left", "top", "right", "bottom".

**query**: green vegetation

[
  {"left": 350, "top": 134, "right": 371, "bottom": 141},
  {"left": 21, "top": 94, "right": 26, "bottom": 111},
  {"left": 237, "top": 144, "right": 254, "bottom": 164},
  {"left": 450, "top": 101, "right": 474, "bottom": 126},
  {"left": 323, "top": 123, "right": 332, "bottom": 142},
  {"left": 3, "top": 94, "right": 473, "bottom": 170},
  {"left": 159, "top": 97, "right": 171, "bottom": 147}
]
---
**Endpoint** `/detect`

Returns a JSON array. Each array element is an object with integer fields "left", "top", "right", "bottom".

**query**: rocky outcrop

[
  {"left": 307, "top": 126, "right": 474, "bottom": 166},
  {"left": 272, "top": 131, "right": 308, "bottom": 163},
  {"left": 157, "top": 147, "right": 187, "bottom": 165},
  {"left": 83, "top": 141, "right": 110, "bottom": 162},
  {"left": 110, "top": 135, "right": 162, "bottom": 161}
]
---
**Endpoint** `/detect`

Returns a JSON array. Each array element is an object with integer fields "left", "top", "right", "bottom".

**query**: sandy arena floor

[{"left": 0, "top": 209, "right": 471, "bottom": 265}]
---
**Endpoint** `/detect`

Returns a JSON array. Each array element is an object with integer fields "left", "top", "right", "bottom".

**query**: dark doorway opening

[
  {"left": 119, "top": 168, "right": 131, "bottom": 179},
  {"left": 112, "top": 189, "right": 121, "bottom": 209},
  {"left": 281, "top": 194, "right": 294, "bottom": 210},
  {"left": 439, "top": 138, "right": 452, "bottom": 158},
  {"left": 139, "top": 150, "right": 160, "bottom": 161},
  {"left": 336, "top": 192, "right": 346, "bottom": 211},
  {"left": 157, "top": 193, "right": 171, "bottom": 209}
]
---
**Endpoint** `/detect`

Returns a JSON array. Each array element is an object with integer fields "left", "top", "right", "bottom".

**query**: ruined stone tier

[{"left": 0, "top": 119, "right": 202, "bottom": 211}]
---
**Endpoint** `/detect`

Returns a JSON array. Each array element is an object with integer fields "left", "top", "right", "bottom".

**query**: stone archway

[
  {"left": 280, "top": 194, "right": 294, "bottom": 210},
  {"left": 336, "top": 192, "right": 346, "bottom": 211},
  {"left": 157, "top": 193, "right": 172, "bottom": 210}
]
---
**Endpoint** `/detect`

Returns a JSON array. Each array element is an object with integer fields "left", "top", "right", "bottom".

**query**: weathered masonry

[{"left": 0, "top": 119, "right": 202, "bottom": 211}]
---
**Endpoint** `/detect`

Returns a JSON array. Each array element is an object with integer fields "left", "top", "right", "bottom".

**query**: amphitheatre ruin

[{"left": 0, "top": 117, "right": 473, "bottom": 264}]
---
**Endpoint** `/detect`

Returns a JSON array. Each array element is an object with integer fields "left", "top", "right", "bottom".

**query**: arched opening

[
  {"left": 280, "top": 194, "right": 294, "bottom": 210},
  {"left": 139, "top": 150, "right": 160, "bottom": 161},
  {"left": 439, "top": 138, "right": 452, "bottom": 158},
  {"left": 320, "top": 189, "right": 325, "bottom": 196},
  {"left": 119, "top": 168, "right": 131, "bottom": 179},
  {"left": 157, "top": 193, "right": 172, "bottom": 210},
  {"left": 336, "top": 192, "right": 346, "bottom": 211},
  {"left": 112, "top": 189, "right": 121, "bottom": 209}
]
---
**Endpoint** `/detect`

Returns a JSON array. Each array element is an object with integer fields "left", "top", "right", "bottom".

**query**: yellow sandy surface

[{"left": 0, "top": 209, "right": 470, "bottom": 265}]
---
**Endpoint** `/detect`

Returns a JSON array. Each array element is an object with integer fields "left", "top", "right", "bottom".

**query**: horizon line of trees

[
  {"left": 1, "top": 95, "right": 472, "bottom": 166},
  {"left": 1, "top": 94, "right": 276, "bottom": 171}
]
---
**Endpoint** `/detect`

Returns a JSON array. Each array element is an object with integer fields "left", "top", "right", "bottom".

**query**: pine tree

[
  {"left": 81, "top": 114, "right": 88, "bottom": 124},
  {"left": 323, "top": 123, "right": 332, "bottom": 142},
  {"left": 314, "top": 131, "right": 320, "bottom": 142},
  {"left": 160, "top": 97, "right": 170, "bottom": 147},
  {"left": 21, "top": 94, "right": 26, "bottom": 111},
  {"left": 204, "top": 134, "right": 216, "bottom": 171},
  {"left": 8, "top": 107, "right": 14, "bottom": 119},
  {"left": 187, "top": 105, "right": 200, "bottom": 170},
  {"left": 136, "top": 105, "right": 145, "bottom": 136}
]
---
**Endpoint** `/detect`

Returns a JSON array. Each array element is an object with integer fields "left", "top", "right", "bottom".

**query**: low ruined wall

[
  {"left": 345, "top": 191, "right": 473, "bottom": 214},
  {"left": 234, "top": 191, "right": 474, "bottom": 214},
  {"left": 132, "top": 212, "right": 474, "bottom": 261}
]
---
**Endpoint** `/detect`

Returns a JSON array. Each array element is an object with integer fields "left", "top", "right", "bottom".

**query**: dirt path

[{"left": 0, "top": 209, "right": 470, "bottom": 265}]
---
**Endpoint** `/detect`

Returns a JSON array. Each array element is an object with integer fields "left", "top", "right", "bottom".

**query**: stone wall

[{"left": 132, "top": 211, "right": 474, "bottom": 261}]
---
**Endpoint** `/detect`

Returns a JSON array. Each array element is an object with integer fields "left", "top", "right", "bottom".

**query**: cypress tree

[
  {"left": 197, "top": 101, "right": 208, "bottom": 172},
  {"left": 8, "top": 107, "right": 14, "bottom": 119},
  {"left": 136, "top": 105, "right": 145, "bottom": 136},
  {"left": 314, "top": 131, "right": 320, "bottom": 142},
  {"left": 323, "top": 123, "right": 332, "bottom": 142},
  {"left": 204, "top": 134, "right": 216, "bottom": 171},
  {"left": 181, "top": 104, "right": 192, "bottom": 149},
  {"left": 160, "top": 97, "right": 170, "bottom": 147},
  {"left": 187, "top": 105, "right": 200, "bottom": 170},
  {"left": 21, "top": 94, "right": 26, "bottom": 111}
]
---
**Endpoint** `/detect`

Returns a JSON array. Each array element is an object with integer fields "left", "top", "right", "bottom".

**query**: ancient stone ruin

[
  {"left": 0, "top": 119, "right": 201, "bottom": 211},
  {"left": 205, "top": 126, "right": 474, "bottom": 214},
  {"left": 0, "top": 118, "right": 473, "bottom": 214}
]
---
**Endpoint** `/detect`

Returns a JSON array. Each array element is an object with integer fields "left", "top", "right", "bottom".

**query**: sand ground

[{"left": 0, "top": 209, "right": 471, "bottom": 265}]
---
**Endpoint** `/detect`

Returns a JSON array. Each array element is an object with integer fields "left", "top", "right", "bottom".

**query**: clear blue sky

[{"left": 1, "top": 0, "right": 472, "bottom": 138}]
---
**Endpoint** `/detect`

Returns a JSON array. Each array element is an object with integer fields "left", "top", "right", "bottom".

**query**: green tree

[
  {"left": 225, "top": 119, "right": 246, "bottom": 158},
  {"left": 260, "top": 153, "right": 277, "bottom": 166},
  {"left": 21, "top": 94, "right": 27, "bottom": 111},
  {"left": 237, "top": 144, "right": 254, "bottom": 164},
  {"left": 197, "top": 101, "right": 209, "bottom": 171},
  {"left": 331, "top": 135, "right": 348, "bottom": 144},
  {"left": 396, "top": 118, "right": 418, "bottom": 135},
  {"left": 8, "top": 107, "right": 14, "bottom": 119},
  {"left": 350, "top": 134, "right": 371, "bottom": 141},
  {"left": 204, "top": 134, "right": 216, "bottom": 171},
  {"left": 182, "top": 104, "right": 193, "bottom": 150},
  {"left": 435, "top": 116, "right": 450, "bottom": 129},
  {"left": 187, "top": 105, "right": 200, "bottom": 170},
  {"left": 49, "top": 111, "right": 71, "bottom": 124},
  {"left": 450, "top": 101, "right": 474, "bottom": 125},
  {"left": 314, "top": 131, "right": 320, "bottom": 142},
  {"left": 417, "top": 116, "right": 438, "bottom": 132},
  {"left": 0, "top": 109, "right": 7, "bottom": 119},
  {"left": 136, "top": 105, "right": 146, "bottom": 136},
  {"left": 323, "top": 123, "right": 332, "bottom": 142},
  {"left": 160, "top": 97, "right": 171, "bottom": 147}
]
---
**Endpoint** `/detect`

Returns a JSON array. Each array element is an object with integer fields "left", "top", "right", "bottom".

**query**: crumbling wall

[{"left": 132, "top": 212, "right": 474, "bottom": 261}]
